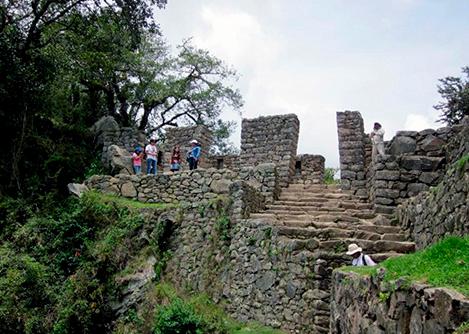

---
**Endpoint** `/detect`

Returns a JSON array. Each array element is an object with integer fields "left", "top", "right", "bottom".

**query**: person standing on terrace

[
  {"left": 170, "top": 146, "right": 181, "bottom": 172},
  {"left": 145, "top": 138, "right": 158, "bottom": 175},
  {"left": 370, "top": 122, "right": 385, "bottom": 161},
  {"left": 187, "top": 139, "right": 201, "bottom": 170}
]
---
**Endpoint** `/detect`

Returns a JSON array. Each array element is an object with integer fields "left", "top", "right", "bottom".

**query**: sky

[{"left": 155, "top": 0, "right": 469, "bottom": 167}]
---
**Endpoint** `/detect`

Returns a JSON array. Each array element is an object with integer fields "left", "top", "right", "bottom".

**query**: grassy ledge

[
  {"left": 342, "top": 236, "right": 469, "bottom": 296},
  {"left": 88, "top": 191, "right": 178, "bottom": 210}
]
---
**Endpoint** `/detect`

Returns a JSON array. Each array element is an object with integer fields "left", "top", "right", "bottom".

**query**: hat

[
  {"left": 135, "top": 146, "right": 142, "bottom": 152},
  {"left": 150, "top": 138, "right": 156, "bottom": 143},
  {"left": 190, "top": 139, "right": 198, "bottom": 144},
  {"left": 346, "top": 243, "right": 362, "bottom": 255}
]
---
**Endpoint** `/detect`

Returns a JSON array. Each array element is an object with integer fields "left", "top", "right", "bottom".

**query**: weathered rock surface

[
  {"left": 67, "top": 183, "right": 89, "bottom": 197},
  {"left": 331, "top": 270, "right": 469, "bottom": 334}
]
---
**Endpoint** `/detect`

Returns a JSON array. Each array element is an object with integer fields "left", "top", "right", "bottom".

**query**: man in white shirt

[
  {"left": 370, "top": 122, "right": 385, "bottom": 161},
  {"left": 145, "top": 138, "right": 158, "bottom": 175},
  {"left": 346, "top": 243, "right": 376, "bottom": 266}
]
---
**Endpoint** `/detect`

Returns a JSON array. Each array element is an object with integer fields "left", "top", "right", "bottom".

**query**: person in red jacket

[{"left": 170, "top": 146, "right": 181, "bottom": 172}]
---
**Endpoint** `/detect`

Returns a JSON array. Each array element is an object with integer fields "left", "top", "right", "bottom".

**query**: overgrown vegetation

[
  {"left": 345, "top": 237, "right": 469, "bottom": 296},
  {"left": 0, "top": 191, "right": 174, "bottom": 333},
  {"left": 455, "top": 154, "right": 469, "bottom": 172},
  {"left": 114, "top": 282, "right": 284, "bottom": 334}
]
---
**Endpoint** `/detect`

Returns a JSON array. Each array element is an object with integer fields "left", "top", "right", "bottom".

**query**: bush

[
  {"left": 324, "top": 167, "right": 339, "bottom": 184},
  {"left": 0, "top": 246, "right": 51, "bottom": 334},
  {"left": 153, "top": 298, "right": 204, "bottom": 334}
]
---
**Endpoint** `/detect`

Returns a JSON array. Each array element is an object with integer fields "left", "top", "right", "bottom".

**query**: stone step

[
  {"left": 276, "top": 226, "right": 382, "bottom": 241},
  {"left": 319, "top": 238, "right": 415, "bottom": 254},
  {"left": 276, "top": 235, "right": 414, "bottom": 255},
  {"left": 266, "top": 220, "right": 405, "bottom": 235},
  {"left": 259, "top": 212, "right": 377, "bottom": 223},
  {"left": 279, "top": 193, "right": 354, "bottom": 200},
  {"left": 265, "top": 207, "right": 376, "bottom": 218},
  {"left": 276, "top": 225, "right": 407, "bottom": 242},
  {"left": 267, "top": 201, "right": 373, "bottom": 211},
  {"left": 286, "top": 183, "right": 341, "bottom": 191}
]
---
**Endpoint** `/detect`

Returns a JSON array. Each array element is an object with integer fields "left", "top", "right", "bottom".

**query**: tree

[
  {"left": 210, "top": 120, "right": 240, "bottom": 155},
  {"left": 434, "top": 67, "right": 469, "bottom": 126},
  {"left": 0, "top": 0, "right": 166, "bottom": 195}
]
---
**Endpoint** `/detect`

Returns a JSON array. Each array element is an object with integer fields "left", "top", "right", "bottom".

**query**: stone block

[
  {"left": 375, "top": 171, "right": 400, "bottom": 181},
  {"left": 389, "top": 136, "right": 417, "bottom": 155}
]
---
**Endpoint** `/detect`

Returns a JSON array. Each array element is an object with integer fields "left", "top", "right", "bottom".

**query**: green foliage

[
  {"left": 324, "top": 167, "right": 339, "bottom": 184},
  {"left": 378, "top": 292, "right": 391, "bottom": 303},
  {"left": 83, "top": 158, "right": 107, "bottom": 179},
  {"left": 435, "top": 66, "right": 469, "bottom": 126},
  {"left": 345, "top": 237, "right": 469, "bottom": 296},
  {"left": 216, "top": 215, "right": 232, "bottom": 242},
  {"left": 149, "top": 283, "right": 284, "bottom": 334},
  {"left": 0, "top": 247, "right": 51, "bottom": 334},
  {"left": 153, "top": 299, "right": 204, "bottom": 334},
  {"left": 210, "top": 119, "right": 240, "bottom": 155},
  {"left": 454, "top": 322, "right": 469, "bottom": 334},
  {"left": 0, "top": 190, "right": 175, "bottom": 333},
  {"left": 455, "top": 154, "right": 469, "bottom": 172}
]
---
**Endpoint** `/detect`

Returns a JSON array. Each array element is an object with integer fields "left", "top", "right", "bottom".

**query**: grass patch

[
  {"left": 342, "top": 237, "right": 469, "bottom": 296},
  {"left": 91, "top": 191, "right": 178, "bottom": 210}
]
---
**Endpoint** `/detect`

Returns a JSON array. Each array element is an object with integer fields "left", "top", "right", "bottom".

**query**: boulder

[
  {"left": 210, "top": 179, "right": 233, "bottom": 194},
  {"left": 108, "top": 145, "right": 133, "bottom": 174},
  {"left": 389, "top": 136, "right": 417, "bottom": 155},
  {"left": 67, "top": 183, "right": 89, "bottom": 197},
  {"left": 90, "top": 116, "right": 120, "bottom": 134},
  {"left": 419, "top": 135, "right": 445, "bottom": 153}
]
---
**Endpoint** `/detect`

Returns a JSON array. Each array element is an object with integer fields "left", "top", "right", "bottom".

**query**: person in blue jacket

[{"left": 187, "top": 139, "right": 201, "bottom": 170}]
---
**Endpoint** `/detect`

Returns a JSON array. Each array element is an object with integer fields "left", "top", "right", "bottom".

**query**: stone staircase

[{"left": 250, "top": 183, "right": 415, "bottom": 261}]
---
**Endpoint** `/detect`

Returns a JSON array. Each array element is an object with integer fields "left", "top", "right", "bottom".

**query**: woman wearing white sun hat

[{"left": 346, "top": 243, "right": 376, "bottom": 267}]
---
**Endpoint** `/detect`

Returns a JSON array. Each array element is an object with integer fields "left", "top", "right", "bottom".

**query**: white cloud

[
  {"left": 404, "top": 114, "right": 437, "bottom": 131},
  {"left": 156, "top": 0, "right": 469, "bottom": 168}
]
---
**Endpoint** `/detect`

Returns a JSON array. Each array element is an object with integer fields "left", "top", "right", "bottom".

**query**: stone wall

[
  {"left": 330, "top": 269, "right": 469, "bottom": 334},
  {"left": 206, "top": 154, "right": 240, "bottom": 171},
  {"left": 240, "top": 114, "right": 300, "bottom": 188},
  {"left": 292, "top": 154, "right": 325, "bottom": 184},
  {"left": 85, "top": 163, "right": 280, "bottom": 205},
  {"left": 165, "top": 209, "right": 350, "bottom": 334},
  {"left": 367, "top": 154, "right": 446, "bottom": 214},
  {"left": 336, "top": 111, "right": 368, "bottom": 198},
  {"left": 91, "top": 116, "right": 146, "bottom": 167},
  {"left": 397, "top": 117, "right": 469, "bottom": 249},
  {"left": 164, "top": 125, "right": 213, "bottom": 169}
]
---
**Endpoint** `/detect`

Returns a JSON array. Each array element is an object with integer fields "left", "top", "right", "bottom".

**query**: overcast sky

[{"left": 155, "top": 0, "right": 469, "bottom": 167}]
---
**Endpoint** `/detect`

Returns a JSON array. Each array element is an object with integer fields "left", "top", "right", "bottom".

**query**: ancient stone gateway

[{"left": 88, "top": 112, "right": 468, "bottom": 333}]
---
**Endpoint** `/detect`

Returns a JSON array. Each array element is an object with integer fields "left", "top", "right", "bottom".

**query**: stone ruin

[
  {"left": 337, "top": 110, "right": 466, "bottom": 215},
  {"left": 93, "top": 113, "right": 322, "bottom": 187},
  {"left": 87, "top": 112, "right": 468, "bottom": 334}
]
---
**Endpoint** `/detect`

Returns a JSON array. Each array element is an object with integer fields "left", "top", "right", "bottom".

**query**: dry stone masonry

[
  {"left": 292, "top": 154, "right": 325, "bottom": 184},
  {"left": 240, "top": 114, "right": 300, "bottom": 188},
  {"left": 85, "top": 111, "right": 469, "bottom": 334},
  {"left": 164, "top": 125, "right": 213, "bottom": 169},
  {"left": 397, "top": 117, "right": 469, "bottom": 249},
  {"left": 331, "top": 269, "right": 469, "bottom": 334},
  {"left": 336, "top": 111, "right": 369, "bottom": 199}
]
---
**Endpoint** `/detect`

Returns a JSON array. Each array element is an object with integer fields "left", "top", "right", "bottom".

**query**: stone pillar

[
  {"left": 240, "top": 114, "right": 300, "bottom": 188},
  {"left": 336, "top": 111, "right": 368, "bottom": 198},
  {"left": 164, "top": 125, "right": 213, "bottom": 169}
]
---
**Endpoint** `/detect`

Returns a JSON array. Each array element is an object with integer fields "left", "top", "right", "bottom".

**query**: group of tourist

[{"left": 131, "top": 139, "right": 202, "bottom": 175}]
